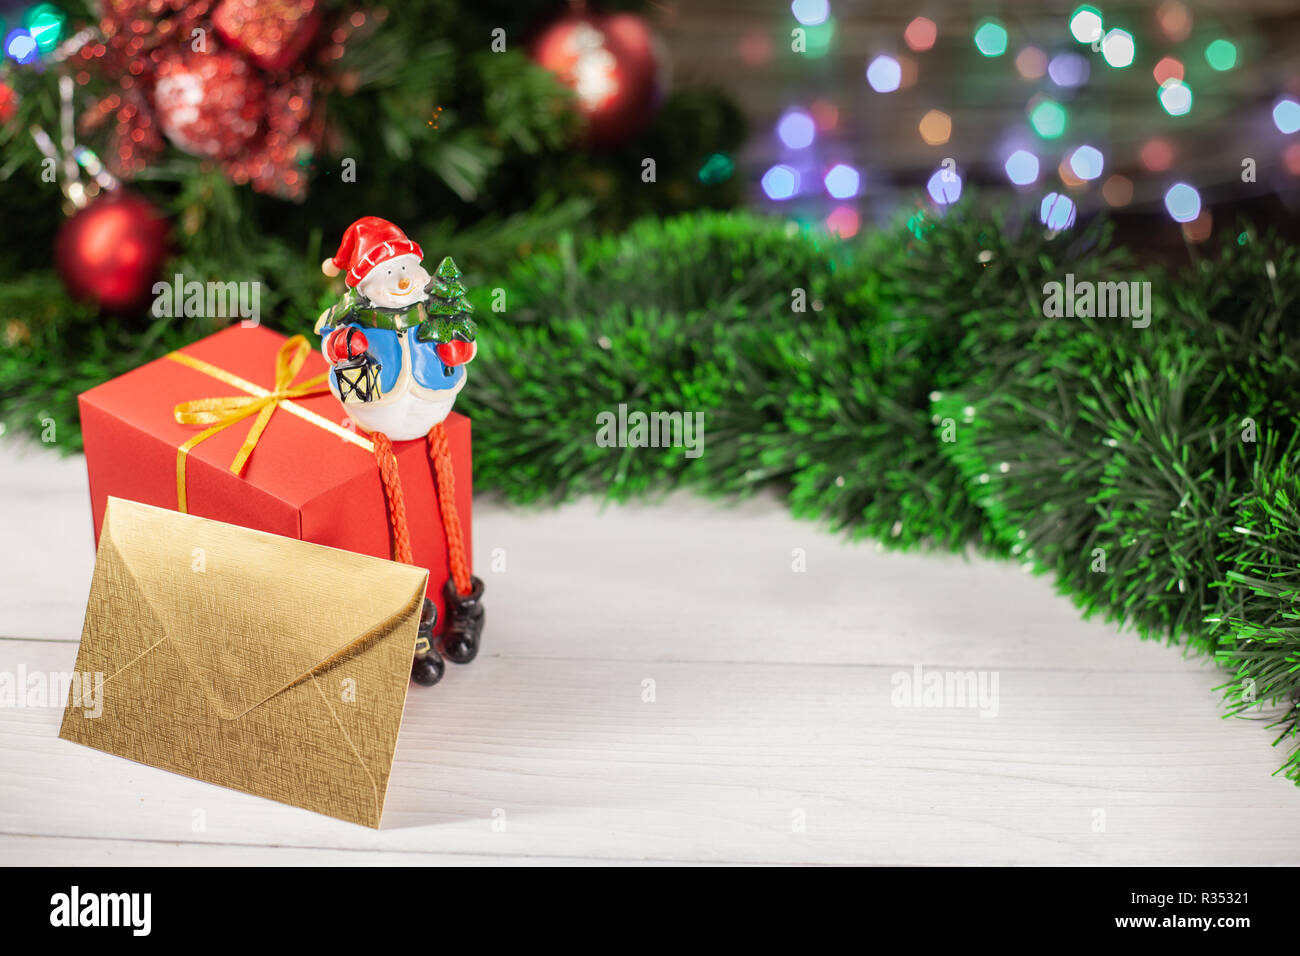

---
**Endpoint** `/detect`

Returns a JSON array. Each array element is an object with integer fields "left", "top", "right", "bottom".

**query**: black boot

[
  {"left": 410, "top": 597, "right": 445, "bottom": 686},
  {"left": 441, "top": 576, "right": 485, "bottom": 664}
]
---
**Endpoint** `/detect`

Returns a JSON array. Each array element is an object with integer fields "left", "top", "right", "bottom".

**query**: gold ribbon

[{"left": 167, "top": 334, "right": 374, "bottom": 512}]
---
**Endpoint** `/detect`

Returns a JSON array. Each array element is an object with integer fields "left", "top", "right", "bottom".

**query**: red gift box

[{"left": 78, "top": 325, "right": 472, "bottom": 632}]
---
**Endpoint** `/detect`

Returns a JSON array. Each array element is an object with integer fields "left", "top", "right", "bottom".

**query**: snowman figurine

[{"left": 315, "top": 216, "right": 483, "bottom": 686}]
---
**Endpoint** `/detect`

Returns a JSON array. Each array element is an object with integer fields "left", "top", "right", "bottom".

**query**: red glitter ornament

[
  {"left": 77, "top": 0, "right": 367, "bottom": 200},
  {"left": 55, "top": 192, "right": 170, "bottom": 313},
  {"left": 531, "top": 12, "right": 662, "bottom": 145},
  {"left": 154, "top": 47, "right": 265, "bottom": 160},
  {"left": 214, "top": 0, "right": 321, "bottom": 72}
]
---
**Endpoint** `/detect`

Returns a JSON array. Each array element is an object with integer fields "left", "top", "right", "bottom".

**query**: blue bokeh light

[
  {"left": 791, "top": 0, "right": 829, "bottom": 26},
  {"left": 1004, "top": 149, "right": 1040, "bottom": 186},
  {"left": 1048, "top": 53, "right": 1090, "bottom": 88},
  {"left": 4, "top": 28, "right": 39, "bottom": 64},
  {"left": 1164, "top": 182, "right": 1202, "bottom": 222},
  {"left": 926, "top": 166, "right": 963, "bottom": 205},
  {"left": 1274, "top": 98, "right": 1300, "bottom": 135},
  {"left": 761, "top": 164, "right": 801, "bottom": 200},
  {"left": 823, "top": 163, "right": 861, "bottom": 198},
  {"left": 1068, "top": 145, "right": 1104, "bottom": 180},
  {"left": 866, "top": 55, "right": 902, "bottom": 93},
  {"left": 1040, "top": 192, "right": 1077, "bottom": 230},
  {"left": 777, "top": 110, "right": 816, "bottom": 149}
]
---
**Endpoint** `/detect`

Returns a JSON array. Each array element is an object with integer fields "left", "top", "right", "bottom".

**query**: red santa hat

[{"left": 321, "top": 216, "right": 423, "bottom": 288}]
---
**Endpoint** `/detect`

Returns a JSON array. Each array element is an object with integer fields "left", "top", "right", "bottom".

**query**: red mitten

[
  {"left": 436, "top": 339, "right": 475, "bottom": 367},
  {"left": 326, "top": 327, "right": 368, "bottom": 363}
]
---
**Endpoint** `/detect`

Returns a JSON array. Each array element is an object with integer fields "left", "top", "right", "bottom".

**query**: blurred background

[
  {"left": 676, "top": 0, "right": 1300, "bottom": 248},
  {"left": 0, "top": 0, "right": 1298, "bottom": 446}
]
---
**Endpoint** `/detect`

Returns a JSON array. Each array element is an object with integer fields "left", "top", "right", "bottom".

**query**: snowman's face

[{"left": 358, "top": 253, "right": 430, "bottom": 310}]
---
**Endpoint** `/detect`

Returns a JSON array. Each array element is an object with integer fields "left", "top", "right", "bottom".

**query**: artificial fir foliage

[
  {"left": 1216, "top": 454, "right": 1300, "bottom": 783},
  {"left": 0, "top": 0, "right": 743, "bottom": 444},
  {"left": 451, "top": 207, "right": 1300, "bottom": 782}
]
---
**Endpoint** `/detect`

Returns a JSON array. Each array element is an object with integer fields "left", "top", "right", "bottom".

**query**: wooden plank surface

[{"left": 0, "top": 437, "right": 1296, "bottom": 865}]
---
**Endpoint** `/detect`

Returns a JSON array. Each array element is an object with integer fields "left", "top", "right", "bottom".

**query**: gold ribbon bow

[{"left": 167, "top": 334, "right": 374, "bottom": 512}]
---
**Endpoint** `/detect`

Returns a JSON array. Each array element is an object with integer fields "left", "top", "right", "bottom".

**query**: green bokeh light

[
  {"left": 24, "top": 3, "right": 64, "bottom": 53},
  {"left": 697, "top": 153, "right": 734, "bottom": 185},
  {"left": 1068, "top": 6, "right": 1104, "bottom": 44},
  {"left": 974, "top": 19, "right": 1008, "bottom": 57},
  {"left": 799, "top": 17, "right": 835, "bottom": 60},
  {"left": 1029, "top": 99, "right": 1068, "bottom": 139},
  {"left": 1101, "top": 28, "right": 1135, "bottom": 68},
  {"left": 1205, "top": 39, "right": 1237, "bottom": 71},
  {"left": 1158, "top": 80, "right": 1193, "bottom": 116}
]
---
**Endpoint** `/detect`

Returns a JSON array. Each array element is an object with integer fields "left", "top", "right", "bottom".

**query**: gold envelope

[{"left": 60, "top": 497, "right": 428, "bottom": 828}]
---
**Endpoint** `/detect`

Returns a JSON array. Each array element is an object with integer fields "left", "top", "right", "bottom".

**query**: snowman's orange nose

[{"left": 397, "top": 277, "right": 412, "bottom": 291}]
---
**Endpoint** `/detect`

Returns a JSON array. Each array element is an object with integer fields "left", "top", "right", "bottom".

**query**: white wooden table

[{"left": 1, "top": 436, "right": 1296, "bottom": 865}]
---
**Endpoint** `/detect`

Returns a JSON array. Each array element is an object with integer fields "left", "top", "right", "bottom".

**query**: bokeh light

[
  {"left": 1273, "top": 98, "right": 1300, "bottom": 135},
  {"left": 1069, "top": 145, "right": 1104, "bottom": 180},
  {"left": 761, "top": 164, "right": 800, "bottom": 200},
  {"left": 1040, "top": 192, "right": 1077, "bottom": 230},
  {"left": 896, "top": 54, "right": 919, "bottom": 90},
  {"left": 1157, "top": 1, "right": 1193, "bottom": 42},
  {"left": 1182, "top": 210, "right": 1213, "bottom": 243},
  {"left": 866, "top": 55, "right": 902, "bottom": 93},
  {"left": 3, "top": 28, "right": 38, "bottom": 64},
  {"left": 777, "top": 109, "right": 816, "bottom": 148},
  {"left": 1069, "top": 6, "right": 1103, "bottom": 44},
  {"left": 1153, "top": 57, "right": 1184, "bottom": 86},
  {"left": 1004, "top": 149, "right": 1040, "bottom": 186},
  {"left": 810, "top": 99, "right": 839, "bottom": 131},
  {"left": 918, "top": 109, "right": 952, "bottom": 146},
  {"left": 824, "top": 163, "right": 861, "bottom": 199},
  {"left": 974, "top": 19, "right": 1008, "bottom": 57},
  {"left": 1204, "top": 39, "right": 1237, "bottom": 72},
  {"left": 1102, "top": 175, "right": 1134, "bottom": 207},
  {"left": 1029, "top": 98, "right": 1068, "bottom": 139},
  {"left": 907, "top": 209, "right": 936, "bottom": 241},
  {"left": 1016, "top": 47, "right": 1048, "bottom": 80},
  {"left": 799, "top": 18, "right": 836, "bottom": 59},
  {"left": 698, "top": 153, "right": 734, "bottom": 185},
  {"left": 791, "top": 0, "right": 829, "bottom": 26},
  {"left": 1101, "top": 29, "right": 1135, "bottom": 68},
  {"left": 25, "top": 4, "right": 64, "bottom": 54},
  {"left": 1057, "top": 157, "right": 1085, "bottom": 188},
  {"left": 1140, "top": 138, "right": 1175, "bottom": 172},
  {"left": 1164, "top": 182, "right": 1201, "bottom": 222},
  {"left": 1284, "top": 143, "right": 1300, "bottom": 176},
  {"left": 1048, "top": 53, "right": 1090, "bottom": 88},
  {"left": 1159, "top": 80, "right": 1193, "bottom": 117},
  {"left": 926, "top": 166, "right": 963, "bottom": 205},
  {"left": 825, "top": 206, "right": 861, "bottom": 238},
  {"left": 738, "top": 32, "right": 774, "bottom": 66},
  {"left": 904, "top": 17, "right": 937, "bottom": 52}
]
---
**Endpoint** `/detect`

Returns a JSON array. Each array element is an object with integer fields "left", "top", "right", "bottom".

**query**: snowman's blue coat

[{"left": 322, "top": 322, "right": 464, "bottom": 395}]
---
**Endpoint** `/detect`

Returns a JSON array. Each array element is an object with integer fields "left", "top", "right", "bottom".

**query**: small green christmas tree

[{"left": 419, "top": 257, "right": 477, "bottom": 344}]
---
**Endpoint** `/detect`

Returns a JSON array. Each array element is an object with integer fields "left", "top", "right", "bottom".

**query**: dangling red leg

[
  {"left": 428, "top": 421, "right": 485, "bottom": 663},
  {"left": 374, "top": 432, "right": 444, "bottom": 686}
]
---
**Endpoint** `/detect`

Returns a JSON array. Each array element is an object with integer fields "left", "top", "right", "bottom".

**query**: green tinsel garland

[{"left": 460, "top": 207, "right": 1300, "bottom": 783}]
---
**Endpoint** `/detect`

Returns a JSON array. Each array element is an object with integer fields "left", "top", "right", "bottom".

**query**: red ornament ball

[
  {"left": 153, "top": 48, "right": 266, "bottom": 160},
  {"left": 0, "top": 81, "right": 17, "bottom": 125},
  {"left": 532, "top": 12, "right": 662, "bottom": 145},
  {"left": 55, "top": 193, "right": 170, "bottom": 313}
]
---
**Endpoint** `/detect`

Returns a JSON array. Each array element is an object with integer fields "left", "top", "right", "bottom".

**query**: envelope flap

[{"left": 102, "top": 497, "right": 428, "bottom": 719}]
